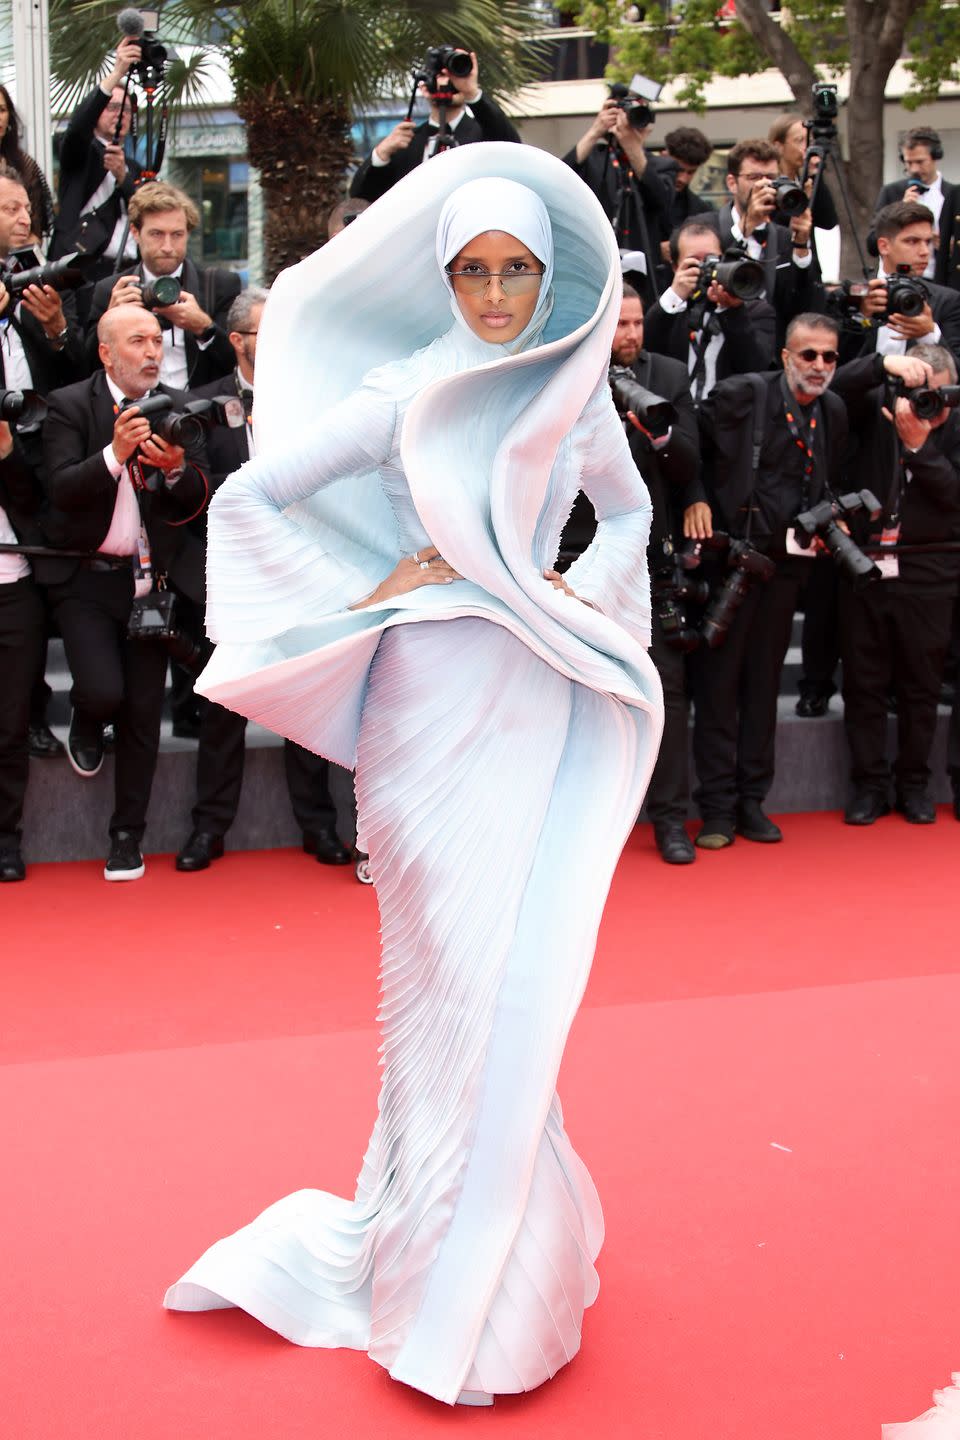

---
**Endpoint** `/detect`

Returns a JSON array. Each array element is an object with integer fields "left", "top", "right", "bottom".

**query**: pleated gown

[{"left": 163, "top": 142, "right": 664, "bottom": 1404}]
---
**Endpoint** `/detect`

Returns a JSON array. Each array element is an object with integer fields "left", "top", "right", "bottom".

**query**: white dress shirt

[
  {"left": 658, "top": 285, "right": 725, "bottom": 399},
  {"left": 0, "top": 501, "right": 30, "bottom": 582},
  {"left": 99, "top": 373, "right": 153, "bottom": 594}
]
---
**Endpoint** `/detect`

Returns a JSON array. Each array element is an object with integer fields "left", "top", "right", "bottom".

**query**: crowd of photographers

[{"left": 1, "top": 41, "right": 959, "bottom": 883}]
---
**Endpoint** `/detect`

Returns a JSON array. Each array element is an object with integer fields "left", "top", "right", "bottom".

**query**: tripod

[
  {"left": 802, "top": 118, "right": 871, "bottom": 280},
  {"left": 601, "top": 139, "right": 659, "bottom": 303},
  {"left": 110, "top": 55, "right": 172, "bottom": 274}
]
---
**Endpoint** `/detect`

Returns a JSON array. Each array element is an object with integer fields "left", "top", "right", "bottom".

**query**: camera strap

[{"left": 780, "top": 374, "right": 820, "bottom": 516}]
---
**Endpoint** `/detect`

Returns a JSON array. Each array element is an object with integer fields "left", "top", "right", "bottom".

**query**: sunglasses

[{"left": 794, "top": 347, "right": 838, "bottom": 363}]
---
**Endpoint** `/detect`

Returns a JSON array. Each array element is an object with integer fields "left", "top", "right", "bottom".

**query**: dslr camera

[
  {"left": 771, "top": 176, "right": 809, "bottom": 218},
  {"left": 825, "top": 279, "right": 872, "bottom": 329},
  {"left": 678, "top": 532, "right": 776, "bottom": 649},
  {"left": 608, "top": 365, "right": 677, "bottom": 439},
  {"left": 119, "top": 392, "right": 244, "bottom": 490},
  {"left": 139, "top": 275, "right": 181, "bottom": 310},
  {"left": 794, "top": 490, "right": 883, "bottom": 587},
  {"left": 2, "top": 250, "right": 84, "bottom": 296},
  {"left": 0, "top": 388, "right": 48, "bottom": 429},
  {"left": 884, "top": 265, "right": 928, "bottom": 320},
  {"left": 805, "top": 82, "right": 840, "bottom": 145},
  {"left": 415, "top": 45, "right": 472, "bottom": 97},
  {"left": 652, "top": 551, "right": 710, "bottom": 653},
  {"left": 691, "top": 250, "right": 765, "bottom": 304}
]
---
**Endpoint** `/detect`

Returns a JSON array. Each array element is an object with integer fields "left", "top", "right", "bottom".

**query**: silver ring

[{"left": 419, "top": 559, "right": 431, "bottom": 570}]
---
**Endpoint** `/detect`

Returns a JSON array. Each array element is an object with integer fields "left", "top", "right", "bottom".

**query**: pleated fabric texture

[
  {"left": 884, "top": 1377, "right": 960, "bottom": 1438},
  {"left": 164, "top": 143, "right": 665, "bottom": 1403}
]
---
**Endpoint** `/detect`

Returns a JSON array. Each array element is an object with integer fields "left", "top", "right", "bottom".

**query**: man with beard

[{"left": 689, "top": 314, "right": 847, "bottom": 848}]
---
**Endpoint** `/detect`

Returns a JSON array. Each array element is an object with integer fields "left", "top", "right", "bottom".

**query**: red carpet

[{"left": 4, "top": 811, "right": 959, "bottom": 1439}]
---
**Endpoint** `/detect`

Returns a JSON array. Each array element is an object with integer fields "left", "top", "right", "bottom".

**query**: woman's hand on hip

[{"left": 350, "top": 547, "right": 462, "bottom": 609}]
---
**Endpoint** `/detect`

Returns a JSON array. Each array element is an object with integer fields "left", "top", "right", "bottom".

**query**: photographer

[
  {"left": 564, "top": 87, "right": 670, "bottom": 303},
  {"left": 843, "top": 201, "right": 960, "bottom": 369},
  {"left": 643, "top": 216, "right": 776, "bottom": 402},
  {"left": 651, "top": 127, "right": 715, "bottom": 232},
  {"left": 177, "top": 288, "right": 352, "bottom": 873},
  {"left": 85, "top": 181, "right": 240, "bottom": 387},
  {"left": 689, "top": 314, "right": 848, "bottom": 848},
  {"left": 349, "top": 50, "right": 520, "bottom": 204},
  {"left": 830, "top": 345, "right": 960, "bottom": 825},
  {"left": 768, "top": 114, "right": 839, "bottom": 233},
  {"left": 609, "top": 283, "right": 701, "bottom": 864},
  {"left": 48, "top": 35, "right": 142, "bottom": 275},
  {"left": 874, "top": 128, "right": 960, "bottom": 291},
  {"left": 39, "top": 306, "right": 210, "bottom": 881},
  {"left": 0, "top": 421, "right": 46, "bottom": 881},
  {"left": 718, "top": 139, "right": 821, "bottom": 348}
]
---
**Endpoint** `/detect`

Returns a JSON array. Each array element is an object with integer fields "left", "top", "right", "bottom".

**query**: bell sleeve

[{"left": 204, "top": 387, "right": 398, "bottom": 644}]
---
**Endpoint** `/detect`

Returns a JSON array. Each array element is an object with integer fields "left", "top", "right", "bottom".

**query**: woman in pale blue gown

[{"left": 164, "top": 144, "right": 663, "bottom": 1406}]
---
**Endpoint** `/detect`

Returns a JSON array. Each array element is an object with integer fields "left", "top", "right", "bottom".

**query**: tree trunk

[{"left": 238, "top": 92, "right": 354, "bottom": 283}]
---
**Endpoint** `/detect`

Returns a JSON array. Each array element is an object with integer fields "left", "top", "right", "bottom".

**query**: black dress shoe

[
  {"left": 104, "top": 830, "right": 145, "bottom": 881},
  {"left": 795, "top": 695, "right": 830, "bottom": 718},
  {"left": 303, "top": 827, "right": 352, "bottom": 865},
  {"left": 695, "top": 819, "right": 735, "bottom": 850},
  {"left": 844, "top": 790, "right": 891, "bottom": 825},
  {"left": 67, "top": 712, "right": 104, "bottom": 778},
  {"left": 654, "top": 825, "right": 696, "bottom": 865},
  {"left": 735, "top": 801, "right": 783, "bottom": 843},
  {"left": 28, "top": 722, "right": 65, "bottom": 759},
  {"left": 895, "top": 792, "right": 936, "bottom": 824},
  {"left": 176, "top": 831, "right": 226, "bottom": 872},
  {"left": 0, "top": 846, "right": 26, "bottom": 882}
]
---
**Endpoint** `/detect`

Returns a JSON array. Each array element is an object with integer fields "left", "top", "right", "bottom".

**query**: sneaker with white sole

[{"left": 104, "top": 831, "right": 145, "bottom": 881}]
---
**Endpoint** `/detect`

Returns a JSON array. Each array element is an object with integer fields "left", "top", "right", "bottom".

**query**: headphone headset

[{"left": 900, "top": 129, "right": 944, "bottom": 164}]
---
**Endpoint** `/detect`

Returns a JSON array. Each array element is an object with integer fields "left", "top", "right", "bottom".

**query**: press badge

[{"left": 876, "top": 523, "right": 900, "bottom": 579}]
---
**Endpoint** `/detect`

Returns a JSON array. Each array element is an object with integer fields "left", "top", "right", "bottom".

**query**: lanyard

[{"left": 781, "top": 377, "right": 820, "bottom": 514}]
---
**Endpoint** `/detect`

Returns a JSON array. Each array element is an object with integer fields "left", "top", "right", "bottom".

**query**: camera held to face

[
  {"left": 884, "top": 266, "right": 928, "bottom": 321},
  {"left": 793, "top": 490, "right": 883, "bottom": 587},
  {"left": 414, "top": 45, "right": 472, "bottom": 98},
  {"left": 899, "top": 380, "right": 960, "bottom": 419},
  {"left": 691, "top": 251, "right": 765, "bottom": 304}
]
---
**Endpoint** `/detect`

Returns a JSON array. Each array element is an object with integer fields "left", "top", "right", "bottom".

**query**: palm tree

[{"left": 49, "top": 0, "right": 547, "bottom": 280}]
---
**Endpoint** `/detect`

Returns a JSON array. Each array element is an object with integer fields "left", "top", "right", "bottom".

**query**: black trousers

[
  {"left": 49, "top": 567, "right": 168, "bottom": 839},
  {"left": 840, "top": 581, "right": 954, "bottom": 796},
  {"left": 798, "top": 554, "right": 840, "bottom": 702},
  {"left": 191, "top": 691, "right": 339, "bottom": 837},
  {"left": 0, "top": 577, "right": 45, "bottom": 846},
  {"left": 645, "top": 616, "right": 690, "bottom": 828},
  {"left": 689, "top": 563, "right": 802, "bottom": 823}
]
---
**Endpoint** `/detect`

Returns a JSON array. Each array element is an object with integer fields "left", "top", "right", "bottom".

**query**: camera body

[
  {"left": 885, "top": 265, "right": 928, "bottom": 320},
  {"left": 119, "top": 392, "right": 243, "bottom": 490},
  {"left": 0, "top": 388, "right": 48, "bottom": 429},
  {"left": 825, "top": 279, "right": 872, "bottom": 329},
  {"left": 653, "top": 552, "right": 710, "bottom": 652},
  {"left": 677, "top": 533, "right": 776, "bottom": 649},
  {"left": 612, "top": 96, "right": 653, "bottom": 129},
  {"left": 692, "top": 251, "right": 765, "bottom": 304},
  {"left": 812, "top": 82, "right": 839, "bottom": 123},
  {"left": 608, "top": 365, "right": 677, "bottom": 438},
  {"left": 794, "top": 490, "right": 883, "bottom": 587},
  {"left": 416, "top": 45, "right": 472, "bottom": 97}
]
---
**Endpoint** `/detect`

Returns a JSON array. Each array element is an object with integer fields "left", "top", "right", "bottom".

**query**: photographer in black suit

[
  {"left": 40, "top": 306, "right": 209, "bottom": 881},
  {"left": 831, "top": 345, "right": 960, "bottom": 825},
  {"left": 349, "top": 51, "right": 520, "bottom": 204},
  {"left": 874, "top": 128, "right": 960, "bottom": 292},
  {"left": 842, "top": 201, "right": 960, "bottom": 370},
  {"left": 48, "top": 36, "right": 141, "bottom": 276},
  {"left": 85, "top": 181, "right": 239, "bottom": 387},
  {"left": 178, "top": 288, "right": 352, "bottom": 872},
  {"left": 0, "top": 423, "right": 45, "bottom": 880},
  {"left": 610, "top": 284, "right": 702, "bottom": 864},
  {"left": 689, "top": 314, "right": 848, "bottom": 849},
  {"left": 643, "top": 217, "right": 776, "bottom": 402}
]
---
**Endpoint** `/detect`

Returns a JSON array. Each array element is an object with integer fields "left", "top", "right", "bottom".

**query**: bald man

[{"left": 39, "top": 305, "right": 210, "bottom": 879}]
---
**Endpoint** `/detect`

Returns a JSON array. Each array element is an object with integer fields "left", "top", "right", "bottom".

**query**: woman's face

[
  {"left": 780, "top": 121, "right": 807, "bottom": 175},
  {"left": 447, "top": 230, "right": 544, "bottom": 344}
]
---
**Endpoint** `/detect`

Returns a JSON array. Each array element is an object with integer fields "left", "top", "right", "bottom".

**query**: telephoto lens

[
  {"left": 0, "top": 388, "right": 48, "bottom": 428},
  {"left": 5, "top": 253, "right": 84, "bottom": 295},
  {"left": 608, "top": 366, "right": 677, "bottom": 437}
]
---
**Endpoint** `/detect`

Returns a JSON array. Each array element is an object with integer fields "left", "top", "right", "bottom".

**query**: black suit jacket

[
  {"left": 560, "top": 352, "right": 699, "bottom": 563},
  {"left": 38, "top": 371, "right": 210, "bottom": 596},
  {"left": 832, "top": 353, "right": 960, "bottom": 589},
  {"left": 717, "top": 201, "right": 822, "bottom": 348},
  {"left": 874, "top": 177, "right": 960, "bottom": 291},
  {"left": 189, "top": 373, "right": 249, "bottom": 488},
  {"left": 643, "top": 293, "right": 776, "bottom": 387},
  {"left": 837, "top": 277, "right": 960, "bottom": 371},
  {"left": 84, "top": 257, "right": 240, "bottom": 385},
  {"left": 49, "top": 87, "right": 142, "bottom": 262},
  {"left": 695, "top": 370, "right": 847, "bottom": 535},
  {"left": 0, "top": 438, "right": 46, "bottom": 553},
  {"left": 350, "top": 95, "right": 521, "bottom": 203}
]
